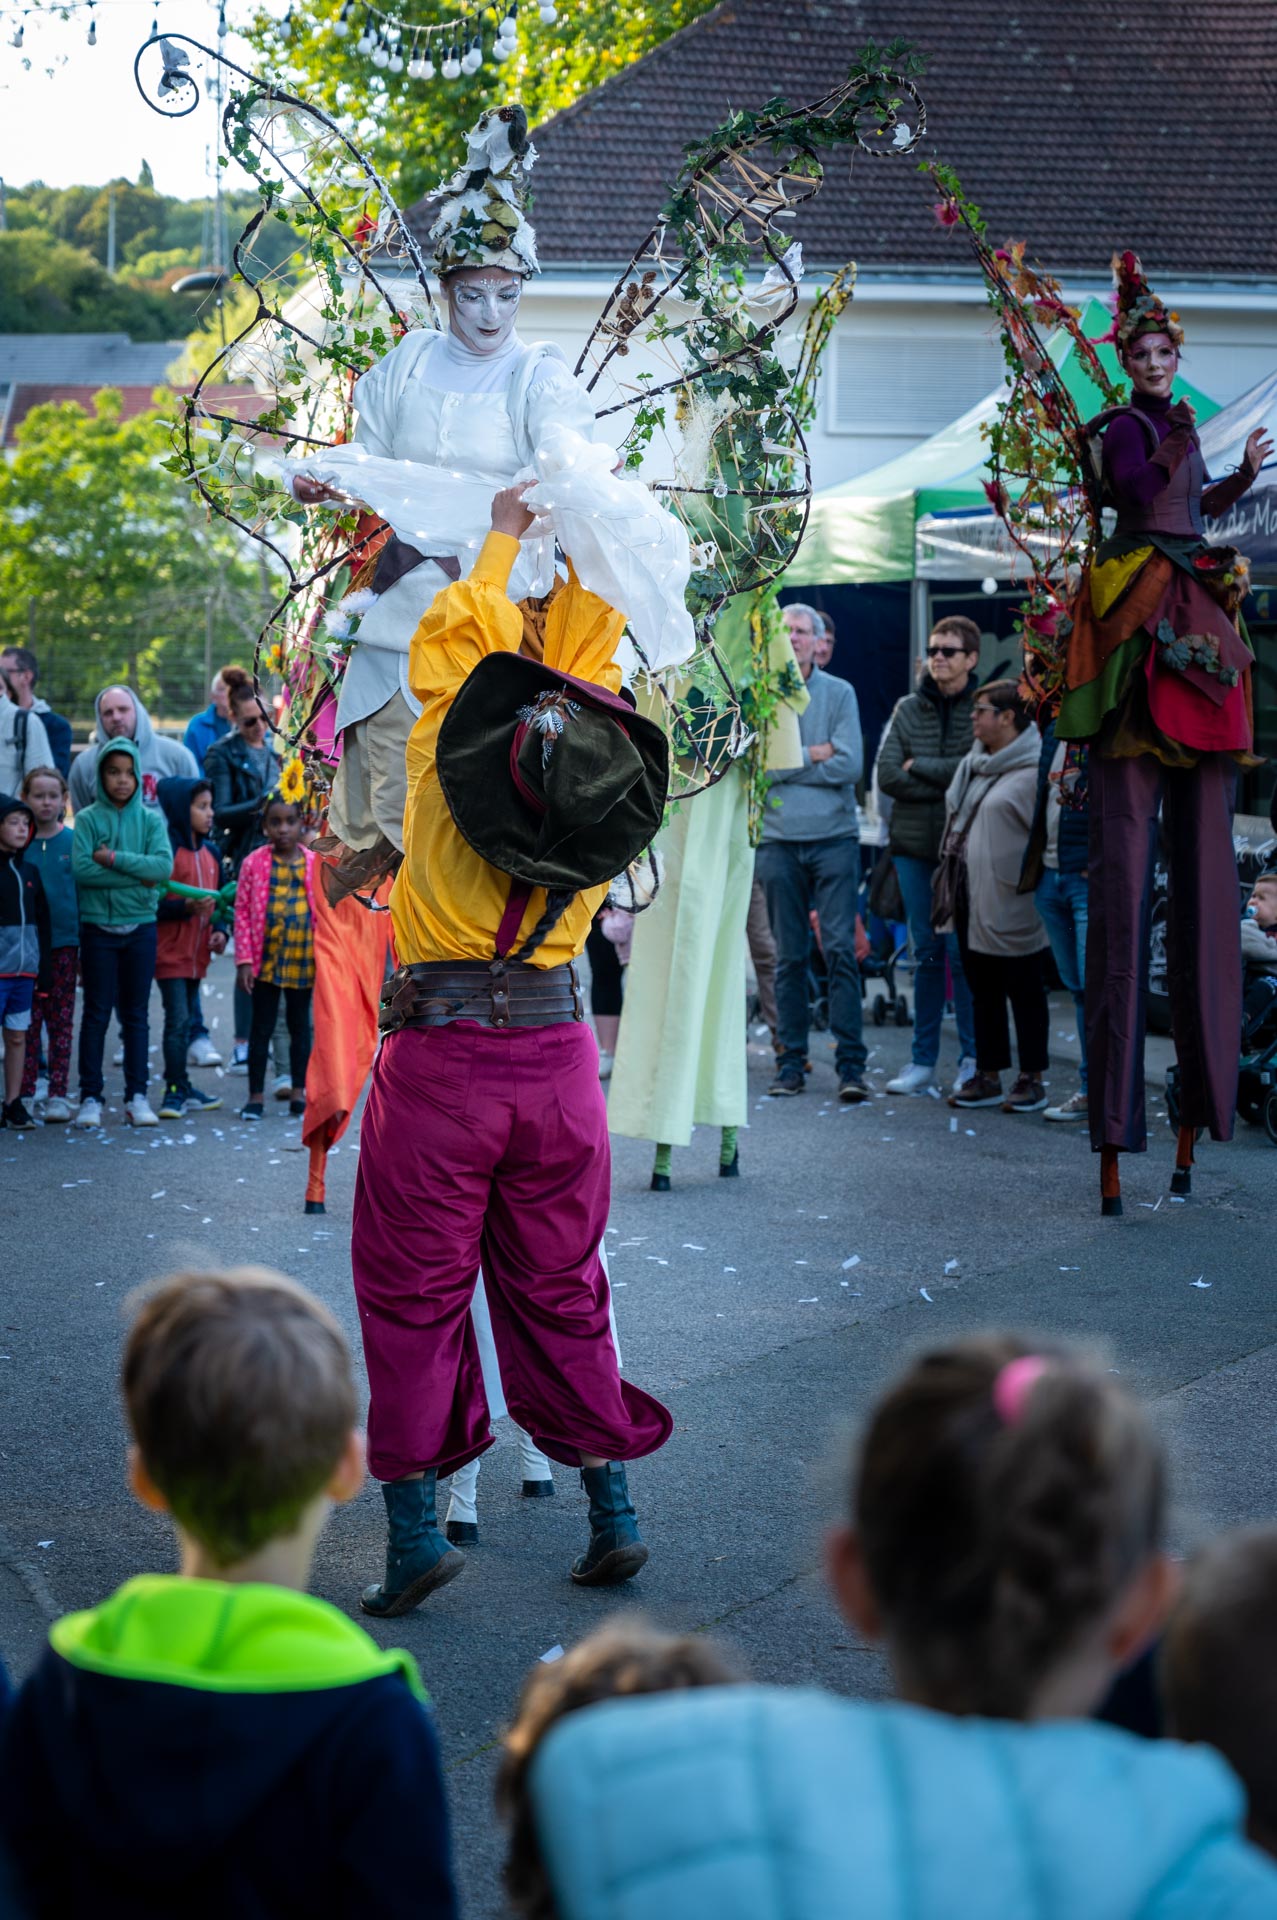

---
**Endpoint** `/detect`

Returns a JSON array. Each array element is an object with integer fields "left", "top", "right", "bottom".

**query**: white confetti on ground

[
  {"left": 944, "top": 1259, "right": 960, "bottom": 1274},
  {"left": 919, "top": 1287, "right": 934, "bottom": 1303},
  {"left": 841, "top": 1256, "right": 861, "bottom": 1270},
  {"left": 1190, "top": 1276, "right": 1212, "bottom": 1289}
]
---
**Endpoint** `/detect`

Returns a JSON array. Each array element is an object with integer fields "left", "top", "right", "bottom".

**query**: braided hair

[
  {"left": 512, "top": 887, "right": 576, "bottom": 963},
  {"left": 852, "top": 1335, "right": 1165, "bottom": 1718}
]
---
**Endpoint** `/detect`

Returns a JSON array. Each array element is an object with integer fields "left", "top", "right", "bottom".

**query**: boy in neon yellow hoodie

[
  {"left": 70, "top": 737, "right": 173, "bottom": 1128},
  {"left": 0, "top": 1267, "right": 458, "bottom": 1919}
]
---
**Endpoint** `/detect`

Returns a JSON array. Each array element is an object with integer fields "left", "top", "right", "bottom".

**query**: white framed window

[{"left": 825, "top": 329, "right": 1004, "bottom": 437}]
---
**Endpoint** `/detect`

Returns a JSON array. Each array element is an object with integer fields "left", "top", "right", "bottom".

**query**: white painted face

[{"left": 445, "top": 267, "right": 523, "bottom": 356}]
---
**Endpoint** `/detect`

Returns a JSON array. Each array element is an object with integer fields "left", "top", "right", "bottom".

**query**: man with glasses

[
  {"left": 204, "top": 681, "right": 285, "bottom": 1079},
  {"left": 877, "top": 616, "right": 981, "bottom": 1095},
  {"left": 755, "top": 602, "right": 870, "bottom": 1104}
]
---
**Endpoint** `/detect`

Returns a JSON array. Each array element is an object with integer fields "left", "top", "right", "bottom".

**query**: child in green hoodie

[
  {"left": 0, "top": 1266, "right": 458, "bottom": 1920},
  {"left": 71, "top": 739, "right": 173, "bottom": 1129}
]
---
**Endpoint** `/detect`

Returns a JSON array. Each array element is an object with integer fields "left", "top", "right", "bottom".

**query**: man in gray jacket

[
  {"left": 68, "top": 686, "right": 198, "bottom": 814},
  {"left": 876, "top": 617, "right": 980, "bottom": 1097},
  {"left": 756, "top": 604, "right": 869, "bottom": 1103}
]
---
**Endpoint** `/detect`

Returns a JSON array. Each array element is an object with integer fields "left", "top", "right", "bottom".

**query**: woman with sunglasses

[{"left": 878, "top": 617, "right": 981, "bottom": 1097}]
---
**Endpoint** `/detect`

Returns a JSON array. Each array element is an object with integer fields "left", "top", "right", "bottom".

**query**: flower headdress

[
  {"left": 428, "top": 104, "right": 539, "bottom": 279},
  {"left": 1109, "top": 250, "right": 1184, "bottom": 353}
]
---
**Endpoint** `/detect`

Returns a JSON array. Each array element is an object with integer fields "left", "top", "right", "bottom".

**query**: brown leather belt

[{"left": 379, "top": 958, "right": 586, "bottom": 1033}]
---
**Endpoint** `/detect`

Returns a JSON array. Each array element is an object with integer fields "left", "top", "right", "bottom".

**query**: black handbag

[
  {"left": 930, "top": 778, "right": 992, "bottom": 934},
  {"left": 866, "top": 846, "right": 904, "bottom": 923}
]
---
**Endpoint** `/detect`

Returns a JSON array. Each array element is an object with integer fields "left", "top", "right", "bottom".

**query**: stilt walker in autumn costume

[
  {"left": 927, "top": 173, "right": 1273, "bottom": 1215},
  {"left": 351, "top": 482, "right": 672, "bottom": 1616},
  {"left": 1054, "top": 257, "right": 1271, "bottom": 1214}
]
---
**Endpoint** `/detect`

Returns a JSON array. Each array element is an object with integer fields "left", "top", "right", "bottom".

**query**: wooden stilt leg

[
  {"left": 1100, "top": 1145, "right": 1123, "bottom": 1217},
  {"left": 1171, "top": 1124, "right": 1195, "bottom": 1196}
]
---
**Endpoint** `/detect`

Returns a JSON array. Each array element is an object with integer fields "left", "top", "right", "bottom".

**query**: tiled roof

[
  {"left": 0, "top": 334, "right": 188, "bottom": 385},
  {"left": 1, "top": 383, "right": 259, "bottom": 448},
  {"left": 434, "top": 0, "right": 1277, "bottom": 279}
]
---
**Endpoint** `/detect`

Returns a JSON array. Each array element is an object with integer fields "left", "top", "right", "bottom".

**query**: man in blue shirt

[
  {"left": 184, "top": 666, "right": 246, "bottom": 766},
  {"left": 756, "top": 603, "right": 870, "bottom": 1104}
]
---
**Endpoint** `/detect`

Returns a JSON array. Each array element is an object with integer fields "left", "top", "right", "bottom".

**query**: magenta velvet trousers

[
  {"left": 352, "top": 1019, "right": 673, "bottom": 1481},
  {"left": 1086, "top": 751, "right": 1241, "bottom": 1153}
]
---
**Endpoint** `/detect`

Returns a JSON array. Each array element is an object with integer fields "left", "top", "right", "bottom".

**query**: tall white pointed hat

[{"left": 429, "top": 103, "right": 539, "bottom": 278}]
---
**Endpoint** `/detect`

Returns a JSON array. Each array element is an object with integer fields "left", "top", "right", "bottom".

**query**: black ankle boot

[
  {"left": 571, "top": 1463, "right": 648, "bottom": 1586},
  {"left": 361, "top": 1474, "right": 465, "bottom": 1618}
]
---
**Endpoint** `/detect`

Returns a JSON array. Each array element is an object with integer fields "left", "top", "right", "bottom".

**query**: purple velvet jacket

[{"left": 1102, "top": 392, "right": 1251, "bottom": 537}]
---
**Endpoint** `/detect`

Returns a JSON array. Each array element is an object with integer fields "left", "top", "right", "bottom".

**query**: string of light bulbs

[
  {"left": 5, "top": 0, "right": 558, "bottom": 66},
  {"left": 279, "top": 0, "right": 560, "bottom": 79},
  {"left": 3, "top": 0, "right": 222, "bottom": 53}
]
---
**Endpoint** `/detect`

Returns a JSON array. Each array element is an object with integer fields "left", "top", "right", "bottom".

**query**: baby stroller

[{"left": 1165, "top": 973, "right": 1277, "bottom": 1146}]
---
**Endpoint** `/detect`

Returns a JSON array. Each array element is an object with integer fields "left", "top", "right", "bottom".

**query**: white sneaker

[
  {"left": 273, "top": 1073, "right": 293, "bottom": 1101},
  {"left": 125, "top": 1094, "right": 159, "bottom": 1128},
  {"left": 112, "top": 1045, "right": 125, "bottom": 1067},
  {"left": 597, "top": 1050, "right": 614, "bottom": 1081},
  {"left": 886, "top": 1062, "right": 937, "bottom": 1096},
  {"left": 34, "top": 1075, "right": 48, "bottom": 1103},
  {"left": 1044, "top": 1090, "right": 1089, "bottom": 1122},
  {"left": 75, "top": 1096, "right": 103, "bottom": 1129},
  {"left": 187, "top": 1036, "right": 223, "bottom": 1068},
  {"left": 42, "top": 1095, "right": 73, "bottom": 1123},
  {"left": 229, "top": 1043, "right": 249, "bottom": 1075},
  {"left": 952, "top": 1055, "right": 977, "bottom": 1095}
]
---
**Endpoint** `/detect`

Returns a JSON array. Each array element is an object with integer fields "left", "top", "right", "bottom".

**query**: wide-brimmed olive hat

[{"left": 436, "top": 652, "right": 669, "bottom": 891}]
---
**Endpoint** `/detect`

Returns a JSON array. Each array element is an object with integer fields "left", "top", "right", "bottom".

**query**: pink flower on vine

[{"left": 933, "top": 199, "right": 961, "bottom": 228}]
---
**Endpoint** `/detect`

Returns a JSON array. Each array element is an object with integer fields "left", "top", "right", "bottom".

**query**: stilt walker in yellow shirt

[{"left": 353, "top": 485, "right": 673, "bottom": 1617}]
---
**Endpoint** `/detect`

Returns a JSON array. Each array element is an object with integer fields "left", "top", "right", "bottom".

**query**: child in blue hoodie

[
  {"left": 71, "top": 739, "right": 173, "bottom": 1130},
  {"left": 0, "top": 1265, "right": 458, "bottom": 1919},
  {"left": 520, "top": 1336, "right": 1277, "bottom": 1920},
  {"left": 0, "top": 794, "right": 50, "bottom": 1130}
]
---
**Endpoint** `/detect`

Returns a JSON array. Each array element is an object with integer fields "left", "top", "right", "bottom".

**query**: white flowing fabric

[
  {"left": 282, "top": 423, "right": 695, "bottom": 677},
  {"left": 525, "top": 424, "right": 696, "bottom": 675},
  {"left": 281, "top": 441, "right": 558, "bottom": 602}
]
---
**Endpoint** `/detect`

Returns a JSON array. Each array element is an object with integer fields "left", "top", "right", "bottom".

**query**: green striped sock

[{"left": 720, "top": 1126, "right": 738, "bottom": 1166}]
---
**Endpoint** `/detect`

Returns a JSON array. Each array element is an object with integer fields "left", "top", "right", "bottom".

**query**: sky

[{"left": 0, "top": 0, "right": 266, "bottom": 199}]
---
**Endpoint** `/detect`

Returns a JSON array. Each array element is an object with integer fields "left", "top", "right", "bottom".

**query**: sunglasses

[{"left": 927, "top": 645, "right": 968, "bottom": 659}]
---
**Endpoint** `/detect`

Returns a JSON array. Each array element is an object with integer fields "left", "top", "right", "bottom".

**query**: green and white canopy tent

[{"left": 787, "top": 299, "right": 1219, "bottom": 592}]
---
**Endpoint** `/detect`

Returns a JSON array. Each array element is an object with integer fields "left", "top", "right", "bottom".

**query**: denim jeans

[
  {"left": 755, "top": 836, "right": 866, "bottom": 1077},
  {"left": 1035, "top": 866, "right": 1089, "bottom": 1093},
  {"left": 893, "top": 853, "right": 976, "bottom": 1068},
  {"left": 78, "top": 922, "right": 157, "bottom": 1101},
  {"left": 158, "top": 976, "right": 201, "bottom": 1092}
]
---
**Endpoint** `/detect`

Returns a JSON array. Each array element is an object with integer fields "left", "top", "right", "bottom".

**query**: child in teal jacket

[{"left": 71, "top": 737, "right": 172, "bottom": 1127}]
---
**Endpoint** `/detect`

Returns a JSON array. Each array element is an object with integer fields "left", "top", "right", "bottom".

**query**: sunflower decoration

[{"left": 279, "top": 754, "right": 308, "bottom": 807}]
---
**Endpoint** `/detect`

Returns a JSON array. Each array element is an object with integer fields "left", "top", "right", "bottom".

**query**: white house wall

[
  {"left": 282, "top": 270, "right": 1276, "bottom": 494},
  {"left": 520, "top": 276, "right": 1277, "bottom": 493}
]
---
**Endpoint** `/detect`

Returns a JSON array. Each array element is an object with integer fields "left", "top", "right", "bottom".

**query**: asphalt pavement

[{"left": 2, "top": 951, "right": 1275, "bottom": 1916}]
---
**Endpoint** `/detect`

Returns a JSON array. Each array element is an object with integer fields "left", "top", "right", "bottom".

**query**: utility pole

[
  {"left": 106, "top": 186, "right": 117, "bottom": 276},
  {"left": 204, "top": 591, "right": 214, "bottom": 696}
]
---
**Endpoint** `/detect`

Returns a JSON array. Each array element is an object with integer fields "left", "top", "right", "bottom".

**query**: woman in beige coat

[{"left": 940, "top": 681, "right": 1050, "bottom": 1113}]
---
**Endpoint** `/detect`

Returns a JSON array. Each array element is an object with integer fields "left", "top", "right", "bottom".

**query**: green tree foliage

[
  {"left": 0, "top": 232, "right": 178, "bottom": 340},
  {"left": 1, "top": 179, "right": 301, "bottom": 334},
  {"left": 244, "top": 0, "right": 719, "bottom": 204},
  {"left": 0, "top": 392, "right": 272, "bottom": 724}
]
